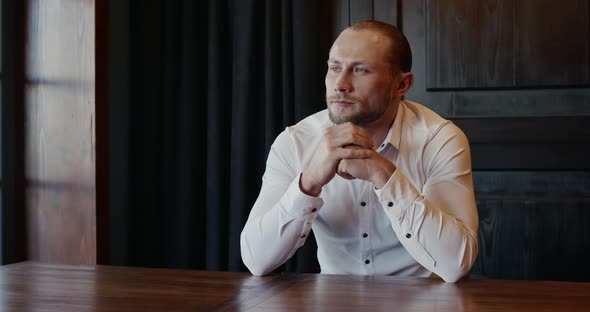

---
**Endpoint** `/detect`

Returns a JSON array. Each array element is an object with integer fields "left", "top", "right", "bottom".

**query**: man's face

[{"left": 325, "top": 29, "right": 397, "bottom": 126}]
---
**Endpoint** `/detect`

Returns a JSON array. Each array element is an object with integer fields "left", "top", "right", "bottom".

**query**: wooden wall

[
  {"left": 331, "top": 0, "right": 590, "bottom": 280},
  {"left": 24, "top": 0, "right": 96, "bottom": 264}
]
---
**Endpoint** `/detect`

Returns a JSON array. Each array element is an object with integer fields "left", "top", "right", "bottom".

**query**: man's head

[{"left": 325, "top": 21, "right": 413, "bottom": 126}]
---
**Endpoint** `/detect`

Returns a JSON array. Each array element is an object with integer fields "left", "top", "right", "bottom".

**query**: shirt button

[
  {"left": 362, "top": 233, "right": 368, "bottom": 238},
  {"left": 360, "top": 201, "right": 366, "bottom": 207},
  {"left": 405, "top": 233, "right": 411, "bottom": 239},
  {"left": 301, "top": 234, "right": 307, "bottom": 238},
  {"left": 365, "top": 259, "right": 371, "bottom": 264},
  {"left": 388, "top": 202, "right": 394, "bottom": 207},
  {"left": 311, "top": 208, "right": 317, "bottom": 212}
]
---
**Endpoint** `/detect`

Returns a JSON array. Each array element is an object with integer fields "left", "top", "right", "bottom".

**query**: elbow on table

[
  {"left": 242, "top": 256, "right": 274, "bottom": 276},
  {"left": 438, "top": 267, "right": 468, "bottom": 283},
  {"left": 247, "top": 265, "right": 271, "bottom": 277},
  {"left": 438, "top": 242, "right": 478, "bottom": 283},
  {"left": 240, "top": 235, "right": 274, "bottom": 277}
]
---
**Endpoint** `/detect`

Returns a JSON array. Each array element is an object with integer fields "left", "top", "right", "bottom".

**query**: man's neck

[{"left": 360, "top": 101, "right": 400, "bottom": 149}]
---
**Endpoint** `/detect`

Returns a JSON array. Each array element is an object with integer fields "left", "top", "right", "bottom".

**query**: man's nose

[{"left": 335, "top": 72, "right": 352, "bottom": 93}]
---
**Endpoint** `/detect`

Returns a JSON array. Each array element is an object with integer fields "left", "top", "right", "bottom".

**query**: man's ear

[{"left": 396, "top": 72, "right": 414, "bottom": 97}]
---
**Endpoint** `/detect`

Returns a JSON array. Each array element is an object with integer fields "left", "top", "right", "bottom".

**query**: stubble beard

[{"left": 327, "top": 96, "right": 390, "bottom": 126}]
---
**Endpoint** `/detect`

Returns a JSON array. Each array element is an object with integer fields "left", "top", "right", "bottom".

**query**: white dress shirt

[{"left": 240, "top": 100, "right": 479, "bottom": 282}]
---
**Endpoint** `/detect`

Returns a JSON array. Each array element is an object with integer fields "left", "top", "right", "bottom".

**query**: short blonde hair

[{"left": 349, "top": 20, "right": 412, "bottom": 73}]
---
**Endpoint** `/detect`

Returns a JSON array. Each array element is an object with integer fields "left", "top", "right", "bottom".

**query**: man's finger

[
  {"left": 335, "top": 147, "right": 372, "bottom": 159},
  {"left": 325, "top": 124, "right": 374, "bottom": 149},
  {"left": 330, "top": 132, "right": 373, "bottom": 149},
  {"left": 337, "top": 171, "right": 356, "bottom": 180}
]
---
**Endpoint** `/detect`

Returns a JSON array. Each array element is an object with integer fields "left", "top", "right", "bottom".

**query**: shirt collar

[{"left": 377, "top": 101, "right": 404, "bottom": 152}]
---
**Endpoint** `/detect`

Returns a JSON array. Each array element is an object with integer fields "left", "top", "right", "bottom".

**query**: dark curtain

[{"left": 109, "top": 0, "right": 339, "bottom": 272}]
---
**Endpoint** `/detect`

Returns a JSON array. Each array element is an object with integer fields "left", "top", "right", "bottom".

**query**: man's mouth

[
  {"left": 329, "top": 97, "right": 357, "bottom": 107},
  {"left": 333, "top": 100, "right": 354, "bottom": 105}
]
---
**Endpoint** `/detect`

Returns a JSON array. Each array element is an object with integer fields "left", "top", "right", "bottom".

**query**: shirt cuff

[
  {"left": 374, "top": 169, "right": 422, "bottom": 220},
  {"left": 278, "top": 174, "right": 324, "bottom": 219}
]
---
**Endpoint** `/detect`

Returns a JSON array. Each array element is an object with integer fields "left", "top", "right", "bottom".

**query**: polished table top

[{"left": 1, "top": 262, "right": 589, "bottom": 311}]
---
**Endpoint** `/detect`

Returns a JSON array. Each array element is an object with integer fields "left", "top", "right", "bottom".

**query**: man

[{"left": 240, "top": 21, "right": 478, "bottom": 283}]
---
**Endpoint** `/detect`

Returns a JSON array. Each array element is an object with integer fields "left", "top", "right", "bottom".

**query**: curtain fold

[{"left": 110, "top": 0, "right": 338, "bottom": 272}]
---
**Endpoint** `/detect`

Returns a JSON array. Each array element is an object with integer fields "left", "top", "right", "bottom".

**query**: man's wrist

[
  {"left": 299, "top": 173, "right": 322, "bottom": 197},
  {"left": 371, "top": 162, "right": 396, "bottom": 189}
]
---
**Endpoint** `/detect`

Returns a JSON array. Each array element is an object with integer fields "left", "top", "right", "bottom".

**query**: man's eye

[
  {"left": 354, "top": 67, "right": 369, "bottom": 74},
  {"left": 329, "top": 66, "right": 341, "bottom": 72}
]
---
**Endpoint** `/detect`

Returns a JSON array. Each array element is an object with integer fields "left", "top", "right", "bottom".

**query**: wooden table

[{"left": 1, "top": 262, "right": 589, "bottom": 311}]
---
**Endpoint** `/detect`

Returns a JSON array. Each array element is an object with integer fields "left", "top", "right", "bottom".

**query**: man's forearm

[
  {"left": 241, "top": 175, "right": 323, "bottom": 276},
  {"left": 376, "top": 169, "right": 479, "bottom": 282},
  {"left": 386, "top": 200, "right": 478, "bottom": 282}
]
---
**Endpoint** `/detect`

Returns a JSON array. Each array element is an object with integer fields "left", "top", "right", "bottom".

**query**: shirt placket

[{"left": 358, "top": 180, "right": 375, "bottom": 274}]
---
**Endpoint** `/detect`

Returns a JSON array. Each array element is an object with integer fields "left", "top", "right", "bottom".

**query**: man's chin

[
  {"left": 329, "top": 110, "right": 384, "bottom": 126},
  {"left": 328, "top": 111, "right": 357, "bottom": 125}
]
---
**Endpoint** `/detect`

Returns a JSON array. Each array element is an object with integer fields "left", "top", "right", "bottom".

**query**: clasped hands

[{"left": 300, "top": 122, "right": 396, "bottom": 197}]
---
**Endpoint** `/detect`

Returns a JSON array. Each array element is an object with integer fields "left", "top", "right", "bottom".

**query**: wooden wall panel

[
  {"left": 373, "top": 0, "right": 398, "bottom": 26},
  {"left": 469, "top": 143, "right": 590, "bottom": 170},
  {"left": 471, "top": 171, "right": 590, "bottom": 280},
  {"left": 389, "top": 0, "right": 590, "bottom": 280},
  {"left": 426, "top": 0, "right": 514, "bottom": 89},
  {"left": 350, "top": 0, "right": 373, "bottom": 24},
  {"left": 330, "top": 0, "right": 350, "bottom": 39},
  {"left": 514, "top": 0, "right": 589, "bottom": 86},
  {"left": 452, "top": 90, "right": 590, "bottom": 117},
  {"left": 454, "top": 117, "right": 590, "bottom": 169},
  {"left": 24, "top": 0, "right": 96, "bottom": 264},
  {"left": 329, "top": 0, "right": 399, "bottom": 37},
  {"left": 473, "top": 171, "right": 590, "bottom": 198},
  {"left": 472, "top": 199, "right": 590, "bottom": 281},
  {"left": 314, "top": 0, "right": 590, "bottom": 280},
  {"left": 402, "top": 0, "right": 454, "bottom": 116},
  {"left": 426, "top": 0, "right": 590, "bottom": 89},
  {"left": 455, "top": 117, "right": 590, "bottom": 143}
]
